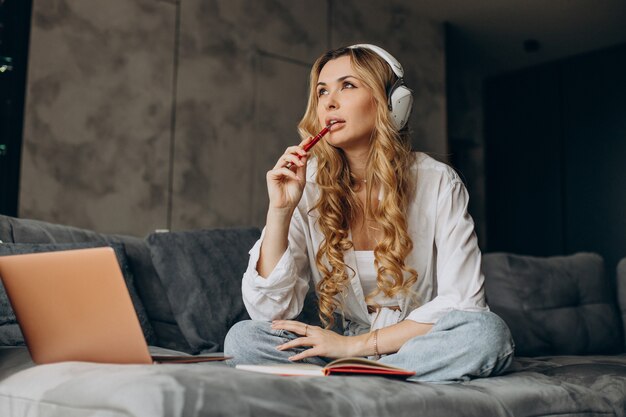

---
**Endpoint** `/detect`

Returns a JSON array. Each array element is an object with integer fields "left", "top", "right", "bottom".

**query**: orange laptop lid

[{"left": 0, "top": 247, "right": 153, "bottom": 364}]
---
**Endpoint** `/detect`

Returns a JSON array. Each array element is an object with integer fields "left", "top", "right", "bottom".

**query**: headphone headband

[{"left": 348, "top": 44, "right": 404, "bottom": 78}]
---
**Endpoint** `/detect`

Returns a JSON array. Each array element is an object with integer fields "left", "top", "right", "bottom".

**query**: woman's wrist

[
  {"left": 257, "top": 207, "right": 295, "bottom": 278},
  {"left": 265, "top": 207, "right": 294, "bottom": 237},
  {"left": 350, "top": 331, "right": 377, "bottom": 357},
  {"left": 267, "top": 206, "right": 295, "bottom": 222}
]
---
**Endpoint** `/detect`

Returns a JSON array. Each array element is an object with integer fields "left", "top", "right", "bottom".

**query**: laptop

[{"left": 0, "top": 247, "right": 230, "bottom": 365}]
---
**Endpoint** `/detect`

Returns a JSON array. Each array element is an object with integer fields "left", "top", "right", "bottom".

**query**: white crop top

[{"left": 354, "top": 251, "right": 399, "bottom": 307}]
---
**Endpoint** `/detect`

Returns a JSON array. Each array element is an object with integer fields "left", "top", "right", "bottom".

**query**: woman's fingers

[
  {"left": 276, "top": 337, "right": 313, "bottom": 351},
  {"left": 271, "top": 320, "right": 309, "bottom": 335},
  {"left": 284, "top": 145, "right": 307, "bottom": 159},
  {"left": 288, "top": 348, "right": 320, "bottom": 362},
  {"left": 266, "top": 144, "right": 309, "bottom": 209},
  {"left": 299, "top": 136, "right": 315, "bottom": 148},
  {"left": 275, "top": 154, "right": 305, "bottom": 171},
  {"left": 287, "top": 145, "right": 307, "bottom": 155},
  {"left": 267, "top": 167, "right": 299, "bottom": 182},
  {"left": 272, "top": 320, "right": 339, "bottom": 361},
  {"left": 272, "top": 146, "right": 308, "bottom": 170},
  {"left": 276, "top": 335, "right": 322, "bottom": 362}
]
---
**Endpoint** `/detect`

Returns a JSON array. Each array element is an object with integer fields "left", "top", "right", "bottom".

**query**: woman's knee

[
  {"left": 466, "top": 311, "right": 515, "bottom": 376},
  {"left": 437, "top": 310, "right": 514, "bottom": 367},
  {"left": 475, "top": 311, "right": 514, "bottom": 353},
  {"left": 431, "top": 310, "right": 513, "bottom": 346},
  {"left": 223, "top": 320, "right": 271, "bottom": 355},
  {"left": 224, "top": 319, "right": 305, "bottom": 366}
]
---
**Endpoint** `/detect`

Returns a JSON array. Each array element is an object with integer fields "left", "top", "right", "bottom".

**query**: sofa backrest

[
  {"left": 145, "top": 227, "right": 262, "bottom": 353},
  {"left": 482, "top": 252, "right": 624, "bottom": 356},
  {"left": 0, "top": 214, "right": 269, "bottom": 354}
]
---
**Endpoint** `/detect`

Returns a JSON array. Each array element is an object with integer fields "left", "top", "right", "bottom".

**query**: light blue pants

[{"left": 224, "top": 310, "right": 515, "bottom": 383}]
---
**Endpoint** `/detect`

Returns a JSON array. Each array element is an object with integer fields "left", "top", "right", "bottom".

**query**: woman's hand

[
  {"left": 266, "top": 137, "right": 313, "bottom": 211},
  {"left": 271, "top": 319, "right": 366, "bottom": 361}
]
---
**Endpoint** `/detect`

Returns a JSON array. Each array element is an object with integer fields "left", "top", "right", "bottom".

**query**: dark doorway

[
  {"left": 0, "top": 0, "right": 33, "bottom": 216},
  {"left": 484, "top": 43, "right": 626, "bottom": 272}
]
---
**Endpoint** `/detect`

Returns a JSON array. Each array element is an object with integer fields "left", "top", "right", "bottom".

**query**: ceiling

[{"left": 410, "top": 0, "right": 626, "bottom": 76}]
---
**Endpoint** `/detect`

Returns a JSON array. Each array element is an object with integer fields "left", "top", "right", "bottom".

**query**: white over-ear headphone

[{"left": 348, "top": 44, "right": 413, "bottom": 130}]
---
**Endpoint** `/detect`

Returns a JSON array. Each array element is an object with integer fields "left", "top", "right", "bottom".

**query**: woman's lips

[{"left": 328, "top": 121, "right": 345, "bottom": 131}]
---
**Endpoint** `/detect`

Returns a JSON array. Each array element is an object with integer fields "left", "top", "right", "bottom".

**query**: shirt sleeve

[
  {"left": 241, "top": 209, "right": 311, "bottom": 321},
  {"left": 405, "top": 179, "right": 488, "bottom": 324}
]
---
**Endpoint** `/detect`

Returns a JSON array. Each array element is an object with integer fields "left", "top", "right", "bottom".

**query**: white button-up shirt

[{"left": 242, "top": 152, "right": 489, "bottom": 335}]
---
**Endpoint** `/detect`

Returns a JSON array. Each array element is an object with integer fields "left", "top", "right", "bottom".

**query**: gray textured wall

[
  {"left": 20, "top": 0, "right": 446, "bottom": 236},
  {"left": 446, "top": 68, "right": 486, "bottom": 247},
  {"left": 20, "top": 0, "right": 175, "bottom": 235}
]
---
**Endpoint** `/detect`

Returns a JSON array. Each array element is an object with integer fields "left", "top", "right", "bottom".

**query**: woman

[{"left": 224, "top": 44, "right": 514, "bottom": 382}]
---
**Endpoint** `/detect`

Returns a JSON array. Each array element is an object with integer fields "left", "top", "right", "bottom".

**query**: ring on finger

[{"left": 304, "top": 324, "right": 308, "bottom": 336}]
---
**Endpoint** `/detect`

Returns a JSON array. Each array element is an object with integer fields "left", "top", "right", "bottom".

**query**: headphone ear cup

[{"left": 389, "top": 85, "right": 413, "bottom": 130}]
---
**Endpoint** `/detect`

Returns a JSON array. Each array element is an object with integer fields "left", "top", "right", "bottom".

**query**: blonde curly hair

[{"left": 298, "top": 46, "right": 418, "bottom": 329}]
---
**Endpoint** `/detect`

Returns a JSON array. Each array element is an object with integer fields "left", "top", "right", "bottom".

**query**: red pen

[{"left": 285, "top": 121, "right": 335, "bottom": 169}]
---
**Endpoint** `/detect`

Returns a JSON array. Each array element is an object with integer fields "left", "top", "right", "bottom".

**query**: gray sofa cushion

[
  {"left": 482, "top": 252, "right": 623, "bottom": 356},
  {"left": 1, "top": 346, "right": 625, "bottom": 417},
  {"left": 120, "top": 240, "right": 192, "bottom": 351},
  {"left": 0, "top": 217, "right": 11, "bottom": 244},
  {"left": 618, "top": 257, "right": 626, "bottom": 351},
  {"left": 146, "top": 228, "right": 260, "bottom": 353},
  {"left": 0, "top": 242, "right": 154, "bottom": 346},
  {"left": 1, "top": 214, "right": 114, "bottom": 244}
]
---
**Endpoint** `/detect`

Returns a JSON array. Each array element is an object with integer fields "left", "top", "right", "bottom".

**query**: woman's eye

[
  {"left": 342, "top": 82, "right": 355, "bottom": 89},
  {"left": 317, "top": 88, "right": 328, "bottom": 97}
]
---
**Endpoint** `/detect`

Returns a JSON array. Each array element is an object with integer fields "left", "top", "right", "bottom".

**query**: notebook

[
  {"left": 0, "top": 247, "right": 230, "bottom": 365},
  {"left": 236, "top": 357, "right": 415, "bottom": 378}
]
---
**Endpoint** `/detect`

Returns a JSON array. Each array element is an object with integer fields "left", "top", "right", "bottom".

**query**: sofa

[{"left": 0, "top": 213, "right": 624, "bottom": 417}]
